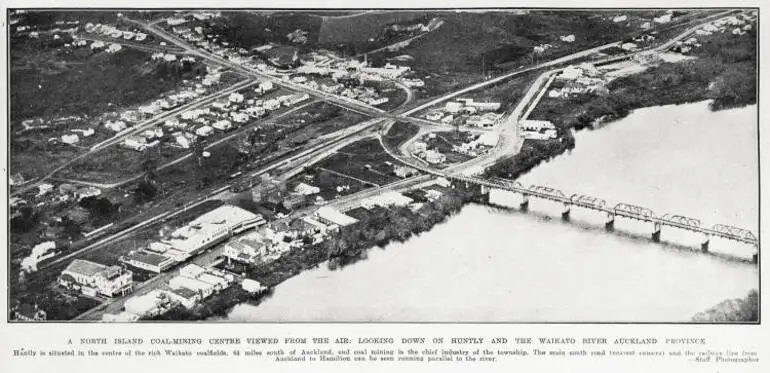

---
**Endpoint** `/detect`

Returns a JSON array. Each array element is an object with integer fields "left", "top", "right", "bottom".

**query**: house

[
  {"left": 424, "top": 149, "right": 446, "bottom": 164},
  {"left": 654, "top": 14, "right": 673, "bottom": 24},
  {"left": 229, "top": 92, "right": 245, "bottom": 103},
  {"left": 263, "top": 99, "right": 281, "bottom": 111},
  {"left": 612, "top": 15, "right": 627, "bottom": 23},
  {"left": 560, "top": 34, "right": 576, "bottom": 43},
  {"left": 466, "top": 101, "right": 501, "bottom": 112},
  {"left": 59, "top": 259, "right": 134, "bottom": 297},
  {"left": 444, "top": 102, "right": 463, "bottom": 114},
  {"left": 361, "top": 192, "right": 414, "bottom": 209},
  {"left": 294, "top": 182, "right": 320, "bottom": 196},
  {"left": 559, "top": 66, "right": 583, "bottom": 80},
  {"left": 14, "top": 304, "right": 47, "bottom": 321},
  {"left": 195, "top": 125, "right": 214, "bottom": 137},
  {"left": 123, "top": 290, "right": 172, "bottom": 317},
  {"left": 394, "top": 165, "right": 418, "bottom": 178},
  {"left": 315, "top": 206, "right": 358, "bottom": 228},
  {"left": 61, "top": 134, "right": 80, "bottom": 144},
  {"left": 441, "top": 115, "right": 454, "bottom": 125},
  {"left": 230, "top": 112, "right": 249, "bottom": 123},
  {"left": 212, "top": 119, "right": 232, "bottom": 131},
  {"left": 257, "top": 80, "right": 275, "bottom": 94},
  {"left": 121, "top": 250, "right": 175, "bottom": 273},
  {"left": 242, "top": 279, "right": 266, "bottom": 293},
  {"left": 520, "top": 119, "right": 558, "bottom": 140},
  {"left": 413, "top": 141, "right": 428, "bottom": 153},
  {"left": 224, "top": 240, "right": 267, "bottom": 265},
  {"left": 168, "top": 275, "right": 215, "bottom": 298},
  {"left": 166, "top": 287, "right": 200, "bottom": 309},
  {"left": 425, "top": 111, "right": 443, "bottom": 121},
  {"left": 123, "top": 135, "right": 147, "bottom": 151}
]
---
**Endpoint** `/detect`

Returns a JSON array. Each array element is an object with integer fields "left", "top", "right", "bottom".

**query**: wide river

[{"left": 221, "top": 101, "right": 758, "bottom": 322}]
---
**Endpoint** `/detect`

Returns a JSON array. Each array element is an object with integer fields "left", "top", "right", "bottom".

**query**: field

[
  {"left": 275, "top": 102, "right": 369, "bottom": 141},
  {"left": 290, "top": 138, "right": 406, "bottom": 200}
]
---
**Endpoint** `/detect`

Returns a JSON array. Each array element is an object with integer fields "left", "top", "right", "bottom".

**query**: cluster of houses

[
  {"left": 83, "top": 22, "right": 148, "bottom": 42},
  {"left": 103, "top": 263, "right": 239, "bottom": 322},
  {"left": 548, "top": 62, "right": 609, "bottom": 98},
  {"left": 691, "top": 12, "right": 756, "bottom": 40},
  {"left": 119, "top": 205, "right": 266, "bottom": 273},
  {"left": 424, "top": 98, "right": 503, "bottom": 128},
  {"left": 410, "top": 136, "right": 448, "bottom": 165},
  {"left": 452, "top": 132, "right": 500, "bottom": 157},
  {"left": 520, "top": 119, "right": 558, "bottom": 140},
  {"left": 121, "top": 79, "right": 283, "bottom": 151}
]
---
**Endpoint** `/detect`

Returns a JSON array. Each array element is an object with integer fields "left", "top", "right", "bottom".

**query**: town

[{"left": 8, "top": 9, "right": 758, "bottom": 321}]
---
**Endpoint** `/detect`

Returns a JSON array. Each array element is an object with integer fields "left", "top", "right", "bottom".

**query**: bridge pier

[
  {"left": 519, "top": 193, "right": 529, "bottom": 211},
  {"left": 561, "top": 202, "right": 571, "bottom": 221},
  {"left": 752, "top": 246, "right": 758, "bottom": 264},
  {"left": 651, "top": 222, "right": 661, "bottom": 242},
  {"left": 480, "top": 185, "right": 489, "bottom": 195},
  {"left": 604, "top": 212, "right": 615, "bottom": 231},
  {"left": 700, "top": 234, "right": 710, "bottom": 253}
]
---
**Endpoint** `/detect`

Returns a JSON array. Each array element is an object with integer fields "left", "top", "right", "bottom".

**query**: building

[
  {"left": 166, "top": 288, "right": 200, "bottom": 309},
  {"left": 315, "top": 206, "right": 359, "bottom": 228},
  {"left": 224, "top": 239, "right": 269, "bottom": 265},
  {"left": 61, "top": 134, "right": 80, "bottom": 144},
  {"left": 424, "top": 149, "right": 446, "bottom": 164},
  {"left": 146, "top": 205, "right": 266, "bottom": 265},
  {"left": 520, "top": 119, "right": 558, "bottom": 140},
  {"left": 123, "top": 290, "right": 173, "bottom": 317},
  {"left": 242, "top": 279, "right": 266, "bottom": 293},
  {"left": 361, "top": 191, "right": 414, "bottom": 209},
  {"left": 393, "top": 165, "right": 418, "bottom": 178},
  {"left": 282, "top": 193, "right": 306, "bottom": 210},
  {"left": 294, "top": 182, "right": 320, "bottom": 196},
  {"left": 168, "top": 275, "right": 215, "bottom": 298},
  {"left": 444, "top": 102, "right": 463, "bottom": 114},
  {"left": 59, "top": 259, "right": 134, "bottom": 297},
  {"left": 14, "top": 303, "right": 47, "bottom": 321},
  {"left": 252, "top": 175, "right": 288, "bottom": 204},
  {"left": 466, "top": 100, "right": 501, "bottom": 112},
  {"left": 121, "top": 251, "right": 176, "bottom": 273}
]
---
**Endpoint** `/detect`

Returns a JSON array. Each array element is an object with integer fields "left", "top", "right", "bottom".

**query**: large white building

[{"left": 59, "top": 259, "right": 134, "bottom": 297}]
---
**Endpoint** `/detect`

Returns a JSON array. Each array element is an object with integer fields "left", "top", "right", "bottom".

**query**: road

[
  {"left": 23, "top": 10, "right": 741, "bottom": 321},
  {"left": 10, "top": 78, "right": 258, "bottom": 197},
  {"left": 54, "top": 100, "right": 317, "bottom": 188}
]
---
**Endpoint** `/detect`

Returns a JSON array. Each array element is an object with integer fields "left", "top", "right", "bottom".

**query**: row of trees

[{"left": 323, "top": 187, "right": 471, "bottom": 266}]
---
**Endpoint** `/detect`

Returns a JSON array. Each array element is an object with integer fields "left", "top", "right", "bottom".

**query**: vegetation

[
  {"left": 11, "top": 47, "right": 205, "bottom": 123},
  {"left": 324, "top": 187, "right": 473, "bottom": 267},
  {"left": 383, "top": 121, "right": 420, "bottom": 150},
  {"left": 486, "top": 137, "right": 575, "bottom": 180},
  {"left": 692, "top": 289, "right": 758, "bottom": 322},
  {"left": 530, "top": 29, "right": 756, "bottom": 132}
]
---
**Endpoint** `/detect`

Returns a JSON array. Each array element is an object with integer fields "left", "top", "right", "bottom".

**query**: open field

[{"left": 383, "top": 121, "right": 420, "bottom": 150}]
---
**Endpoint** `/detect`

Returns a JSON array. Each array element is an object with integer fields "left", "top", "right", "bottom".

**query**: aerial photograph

[{"left": 7, "top": 8, "right": 758, "bottom": 322}]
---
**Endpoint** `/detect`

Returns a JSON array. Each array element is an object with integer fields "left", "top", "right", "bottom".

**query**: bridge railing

[
  {"left": 569, "top": 194, "right": 607, "bottom": 210},
  {"left": 712, "top": 224, "right": 758, "bottom": 242},
  {"left": 614, "top": 203, "right": 656, "bottom": 220},
  {"left": 660, "top": 214, "right": 701, "bottom": 229}
]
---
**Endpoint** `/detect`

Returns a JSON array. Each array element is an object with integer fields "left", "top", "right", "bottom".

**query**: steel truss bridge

[{"left": 446, "top": 175, "right": 759, "bottom": 249}]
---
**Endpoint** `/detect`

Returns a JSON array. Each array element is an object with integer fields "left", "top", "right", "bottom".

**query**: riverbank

[
  {"left": 145, "top": 185, "right": 481, "bottom": 321},
  {"left": 486, "top": 28, "right": 755, "bottom": 181},
  {"left": 692, "top": 289, "right": 758, "bottom": 322}
]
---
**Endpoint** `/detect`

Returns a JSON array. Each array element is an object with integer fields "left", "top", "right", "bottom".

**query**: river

[{"left": 221, "top": 101, "right": 758, "bottom": 322}]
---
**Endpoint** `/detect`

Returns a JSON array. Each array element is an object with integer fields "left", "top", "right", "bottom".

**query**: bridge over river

[{"left": 445, "top": 175, "right": 759, "bottom": 263}]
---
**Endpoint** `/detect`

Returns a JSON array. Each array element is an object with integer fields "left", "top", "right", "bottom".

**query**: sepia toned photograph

[{"left": 7, "top": 7, "right": 759, "bottom": 323}]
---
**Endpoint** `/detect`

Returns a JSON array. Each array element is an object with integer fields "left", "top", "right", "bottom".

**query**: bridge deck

[{"left": 451, "top": 176, "right": 758, "bottom": 246}]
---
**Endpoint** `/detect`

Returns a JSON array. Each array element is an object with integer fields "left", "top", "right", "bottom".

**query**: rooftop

[
  {"left": 63, "top": 259, "right": 108, "bottom": 278},
  {"left": 125, "top": 251, "right": 173, "bottom": 267}
]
